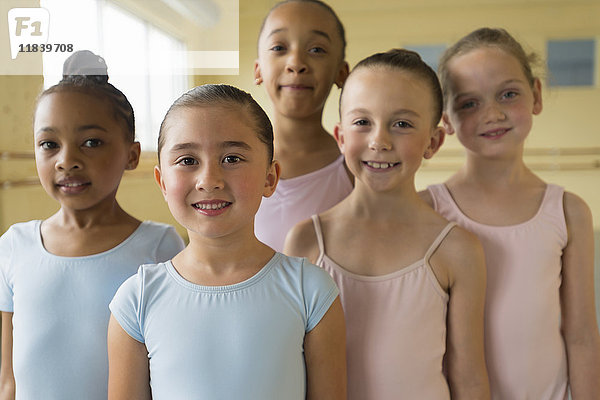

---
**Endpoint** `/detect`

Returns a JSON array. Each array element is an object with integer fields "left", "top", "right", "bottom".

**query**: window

[
  {"left": 404, "top": 44, "right": 446, "bottom": 73},
  {"left": 40, "top": 0, "right": 187, "bottom": 151},
  {"left": 547, "top": 39, "right": 596, "bottom": 87}
]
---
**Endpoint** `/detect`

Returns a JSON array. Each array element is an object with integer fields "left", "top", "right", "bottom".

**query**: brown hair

[
  {"left": 158, "top": 84, "right": 274, "bottom": 164},
  {"left": 438, "top": 27, "right": 539, "bottom": 108},
  {"left": 342, "top": 48, "right": 443, "bottom": 125}
]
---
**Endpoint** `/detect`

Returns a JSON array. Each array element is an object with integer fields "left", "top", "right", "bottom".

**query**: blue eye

[
  {"left": 40, "top": 141, "right": 58, "bottom": 150},
  {"left": 460, "top": 101, "right": 476, "bottom": 110},
  {"left": 83, "top": 139, "right": 102, "bottom": 148}
]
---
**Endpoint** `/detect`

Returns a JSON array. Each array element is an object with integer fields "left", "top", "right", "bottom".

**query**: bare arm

[
  {"left": 107, "top": 315, "right": 151, "bottom": 400},
  {"left": 283, "top": 218, "right": 321, "bottom": 264},
  {"left": 560, "top": 192, "right": 600, "bottom": 399},
  {"left": 0, "top": 312, "right": 15, "bottom": 400},
  {"left": 433, "top": 228, "right": 490, "bottom": 399},
  {"left": 304, "top": 298, "right": 346, "bottom": 400}
]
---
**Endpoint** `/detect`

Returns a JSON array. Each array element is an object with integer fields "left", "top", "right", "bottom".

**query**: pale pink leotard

[
  {"left": 312, "top": 215, "right": 455, "bottom": 400},
  {"left": 255, "top": 155, "right": 352, "bottom": 252},
  {"left": 428, "top": 183, "right": 568, "bottom": 400}
]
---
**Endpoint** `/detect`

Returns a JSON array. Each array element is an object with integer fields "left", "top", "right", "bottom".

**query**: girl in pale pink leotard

[
  {"left": 253, "top": 0, "right": 353, "bottom": 252},
  {"left": 286, "top": 49, "right": 490, "bottom": 399},
  {"left": 425, "top": 27, "right": 600, "bottom": 399}
]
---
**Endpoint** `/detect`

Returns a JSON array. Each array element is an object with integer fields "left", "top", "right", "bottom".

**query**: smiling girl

[
  {"left": 107, "top": 84, "right": 346, "bottom": 400},
  {"left": 424, "top": 28, "right": 600, "bottom": 399},
  {"left": 0, "top": 51, "right": 183, "bottom": 400},
  {"left": 286, "top": 49, "right": 490, "bottom": 399}
]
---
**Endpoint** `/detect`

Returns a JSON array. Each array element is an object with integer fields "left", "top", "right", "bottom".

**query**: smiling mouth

[
  {"left": 192, "top": 201, "right": 231, "bottom": 210},
  {"left": 480, "top": 128, "right": 509, "bottom": 137},
  {"left": 363, "top": 161, "right": 400, "bottom": 169}
]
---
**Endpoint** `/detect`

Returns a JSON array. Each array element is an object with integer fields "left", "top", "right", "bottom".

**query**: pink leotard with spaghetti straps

[
  {"left": 312, "top": 215, "right": 454, "bottom": 400},
  {"left": 428, "top": 183, "right": 568, "bottom": 400}
]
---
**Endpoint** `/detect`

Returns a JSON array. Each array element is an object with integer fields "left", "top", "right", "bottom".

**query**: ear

[
  {"left": 532, "top": 78, "right": 543, "bottom": 115},
  {"left": 334, "top": 61, "right": 350, "bottom": 89},
  {"left": 333, "top": 123, "right": 345, "bottom": 153},
  {"left": 263, "top": 160, "right": 281, "bottom": 198},
  {"left": 125, "top": 141, "right": 141, "bottom": 170},
  {"left": 441, "top": 112, "right": 455, "bottom": 135},
  {"left": 424, "top": 126, "right": 445, "bottom": 159},
  {"left": 154, "top": 165, "right": 168, "bottom": 200},
  {"left": 253, "top": 60, "right": 263, "bottom": 85}
]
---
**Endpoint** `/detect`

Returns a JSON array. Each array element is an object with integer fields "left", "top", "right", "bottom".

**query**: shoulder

[
  {"left": 563, "top": 191, "right": 592, "bottom": 221},
  {"left": 0, "top": 220, "right": 40, "bottom": 253},
  {"left": 418, "top": 188, "right": 435, "bottom": 208},
  {"left": 431, "top": 223, "right": 485, "bottom": 286},
  {"left": 562, "top": 190, "right": 593, "bottom": 239},
  {"left": 1, "top": 220, "right": 39, "bottom": 239},
  {"left": 138, "top": 221, "right": 182, "bottom": 239},
  {"left": 276, "top": 254, "right": 338, "bottom": 332},
  {"left": 135, "top": 221, "right": 185, "bottom": 258},
  {"left": 283, "top": 217, "right": 320, "bottom": 264}
]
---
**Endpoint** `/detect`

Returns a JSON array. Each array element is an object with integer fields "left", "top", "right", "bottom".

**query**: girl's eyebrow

[
  {"left": 34, "top": 124, "right": 107, "bottom": 135},
  {"left": 78, "top": 124, "right": 107, "bottom": 132},
  {"left": 453, "top": 79, "right": 527, "bottom": 100},
  {"left": 267, "top": 28, "right": 331, "bottom": 42},
  {"left": 220, "top": 141, "right": 252, "bottom": 151},
  {"left": 169, "top": 141, "right": 252, "bottom": 152},
  {"left": 346, "top": 108, "right": 420, "bottom": 118}
]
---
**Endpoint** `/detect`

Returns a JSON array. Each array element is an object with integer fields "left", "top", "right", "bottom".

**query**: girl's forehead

[
  {"left": 261, "top": 2, "right": 340, "bottom": 42},
  {"left": 343, "top": 68, "right": 430, "bottom": 106},
  {"left": 164, "top": 106, "right": 258, "bottom": 145},
  {"left": 35, "top": 90, "right": 113, "bottom": 124},
  {"left": 449, "top": 47, "right": 523, "bottom": 77}
]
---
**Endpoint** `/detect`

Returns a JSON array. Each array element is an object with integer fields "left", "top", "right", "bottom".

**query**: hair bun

[{"left": 62, "top": 50, "right": 109, "bottom": 83}]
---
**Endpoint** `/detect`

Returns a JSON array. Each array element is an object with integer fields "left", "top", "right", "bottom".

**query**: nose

[
  {"left": 55, "top": 145, "right": 82, "bottom": 171},
  {"left": 195, "top": 162, "right": 225, "bottom": 192},
  {"left": 484, "top": 101, "right": 506, "bottom": 123},
  {"left": 369, "top": 126, "right": 392, "bottom": 152},
  {"left": 286, "top": 48, "right": 307, "bottom": 74}
]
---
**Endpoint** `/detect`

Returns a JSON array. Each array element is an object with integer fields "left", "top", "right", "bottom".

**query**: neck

[
  {"left": 181, "top": 227, "right": 273, "bottom": 273},
  {"left": 55, "top": 197, "right": 129, "bottom": 230},
  {"left": 346, "top": 180, "right": 424, "bottom": 222},
  {"left": 272, "top": 111, "right": 333, "bottom": 155},
  {"left": 459, "top": 149, "right": 531, "bottom": 188}
]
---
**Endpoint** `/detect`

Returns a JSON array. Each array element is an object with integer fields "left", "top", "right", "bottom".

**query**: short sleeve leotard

[
  {"left": 428, "top": 183, "right": 568, "bottom": 400},
  {"left": 254, "top": 155, "right": 352, "bottom": 252},
  {"left": 0, "top": 220, "right": 184, "bottom": 400},
  {"left": 312, "top": 215, "right": 455, "bottom": 400},
  {"left": 109, "top": 252, "right": 339, "bottom": 400}
]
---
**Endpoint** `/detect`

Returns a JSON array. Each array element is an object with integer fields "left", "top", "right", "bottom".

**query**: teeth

[
  {"left": 366, "top": 161, "right": 396, "bottom": 169},
  {"left": 194, "top": 202, "right": 229, "bottom": 210},
  {"left": 63, "top": 182, "right": 85, "bottom": 187}
]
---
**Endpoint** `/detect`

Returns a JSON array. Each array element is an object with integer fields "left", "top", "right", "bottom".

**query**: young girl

[
  {"left": 286, "top": 49, "right": 490, "bottom": 399},
  {"left": 107, "top": 84, "right": 346, "bottom": 399},
  {"left": 0, "top": 51, "right": 184, "bottom": 400},
  {"left": 253, "top": 0, "right": 352, "bottom": 251},
  {"left": 424, "top": 28, "right": 600, "bottom": 398}
]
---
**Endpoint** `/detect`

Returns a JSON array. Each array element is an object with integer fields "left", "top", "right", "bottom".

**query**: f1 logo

[{"left": 7, "top": 8, "right": 50, "bottom": 59}]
